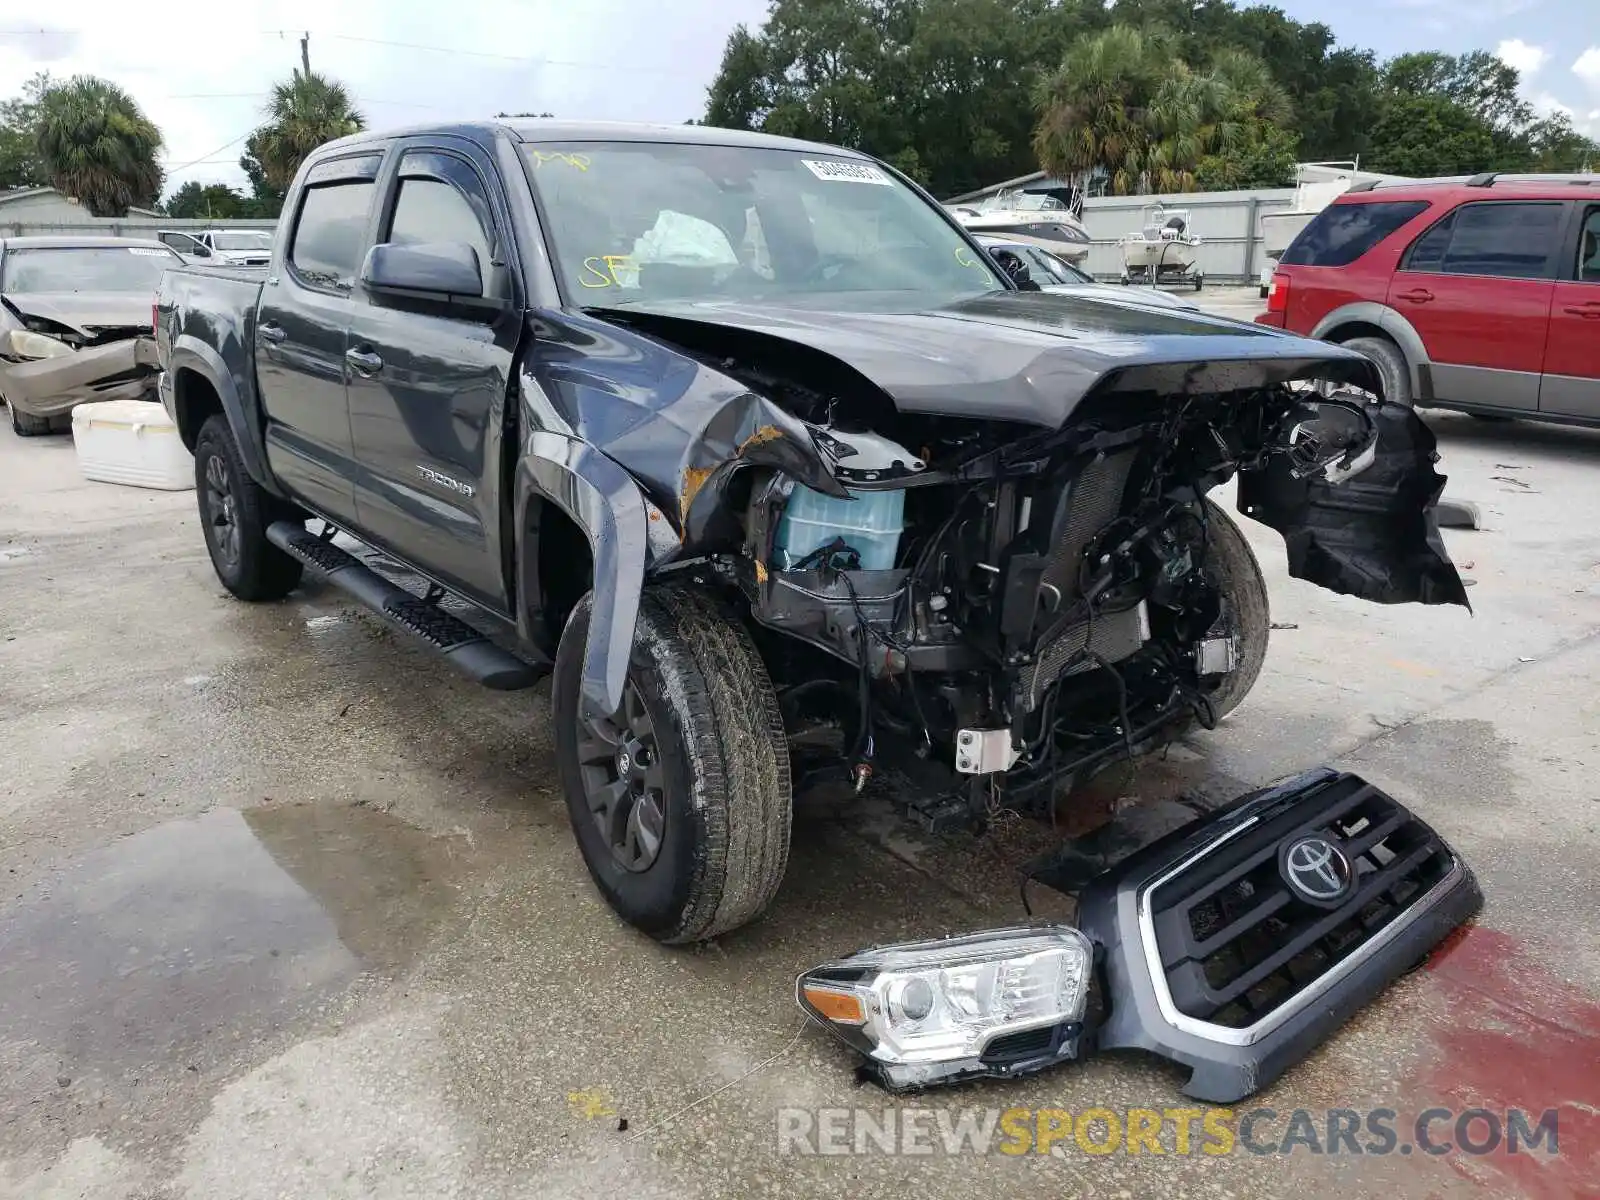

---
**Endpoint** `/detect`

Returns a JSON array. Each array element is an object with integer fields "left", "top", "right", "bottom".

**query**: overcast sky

[{"left": 0, "top": 0, "right": 1595, "bottom": 199}]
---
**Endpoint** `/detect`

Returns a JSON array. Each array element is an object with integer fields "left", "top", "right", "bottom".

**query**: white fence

[
  {"left": 1075, "top": 187, "right": 1299, "bottom": 282},
  {"left": 0, "top": 216, "right": 278, "bottom": 239}
]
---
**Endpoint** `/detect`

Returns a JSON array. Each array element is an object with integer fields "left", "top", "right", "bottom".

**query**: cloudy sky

[{"left": 1, "top": 0, "right": 1596, "bottom": 199}]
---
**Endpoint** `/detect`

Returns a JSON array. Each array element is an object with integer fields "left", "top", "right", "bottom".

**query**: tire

[
  {"left": 9, "top": 403, "right": 51, "bottom": 437},
  {"left": 1200, "top": 499, "right": 1270, "bottom": 720},
  {"left": 1342, "top": 335, "right": 1412, "bottom": 408},
  {"left": 193, "top": 415, "right": 303, "bottom": 601},
  {"left": 553, "top": 586, "right": 792, "bottom": 944}
]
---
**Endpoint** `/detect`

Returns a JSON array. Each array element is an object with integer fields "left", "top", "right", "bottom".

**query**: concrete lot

[{"left": 3, "top": 370, "right": 1598, "bottom": 1197}]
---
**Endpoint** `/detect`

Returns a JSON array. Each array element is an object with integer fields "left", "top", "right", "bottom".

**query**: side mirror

[
  {"left": 193, "top": 244, "right": 211, "bottom": 257},
  {"left": 361, "top": 241, "right": 485, "bottom": 302}
]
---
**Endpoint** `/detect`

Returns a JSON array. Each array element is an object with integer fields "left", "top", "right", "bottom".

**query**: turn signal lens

[{"left": 801, "top": 985, "right": 867, "bottom": 1025}]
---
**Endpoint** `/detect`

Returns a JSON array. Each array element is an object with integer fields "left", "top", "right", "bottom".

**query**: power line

[
  {"left": 162, "top": 131, "right": 253, "bottom": 175},
  {"left": 261, "top": 29, "right": 707, "bottom": 77}
]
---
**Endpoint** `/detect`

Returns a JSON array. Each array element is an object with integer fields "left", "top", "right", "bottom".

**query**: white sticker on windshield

[
  {"left": 127, "top": 248, "right": 170, "bottom": 256},
  {"left": 801, "top": 159, "right": 892, "bottom": 186}
]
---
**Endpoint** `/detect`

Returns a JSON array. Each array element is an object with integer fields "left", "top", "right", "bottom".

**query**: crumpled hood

[
  {"left": 2, "top": 291, "right": 152, "bottom": 337},
  {"left": 599, "top": 290, "right": 1380, "bottom": 428}
]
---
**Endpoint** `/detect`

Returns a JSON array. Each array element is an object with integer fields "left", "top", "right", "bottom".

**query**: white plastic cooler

[{"left": 70, "top": 400, "right": 194, "bottom": 491}]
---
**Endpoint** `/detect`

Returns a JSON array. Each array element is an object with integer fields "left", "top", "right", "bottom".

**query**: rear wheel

[
  {"left": 1200, "top": 500, "right": 1270, "bottom": 719},
  {"left": 553, "top": 586, "right": 791, "bottom": 944},
  {"left": 1342, "top": 335, "right": 1412, "bottom": 408},
  {"left": 193, "top": 415, "right": 303, "bottom": 601}
]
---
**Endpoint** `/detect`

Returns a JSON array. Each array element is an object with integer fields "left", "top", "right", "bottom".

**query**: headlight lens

[{"left": 797, "top": 925, "right": 1094, "bottom": 1090}]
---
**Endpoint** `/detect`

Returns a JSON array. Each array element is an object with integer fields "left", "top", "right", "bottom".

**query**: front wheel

[
  {"left": 1200, "top": 499, "right": 1270, "bottom": 719},
  {"left": 8, "top": 403, "right": 51, "bottom": 437},
  {"left": 553, "top": 587, "right": 792, "bottom": 944}
]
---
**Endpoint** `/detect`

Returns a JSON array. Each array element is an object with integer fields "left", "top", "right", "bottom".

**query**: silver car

[{"left": 973, "top": 233, "right": 1199, "bottom": 310}]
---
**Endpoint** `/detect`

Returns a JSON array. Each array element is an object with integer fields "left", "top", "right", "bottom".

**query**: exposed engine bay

[{"left": 653, "top": 345, "right": 1468, "bottom": 827}]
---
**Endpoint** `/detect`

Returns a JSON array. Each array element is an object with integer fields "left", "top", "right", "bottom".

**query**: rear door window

[
  {"left": 1280, "top": 200, "right": 1429, "bottom": 267},
  {"left": 289, "top": 180, "right": 377, "bottom": 290},
  {"left": 1408, "top": 201, "right": 1566, "bottom": 280},
  {"left": 1575, "top": 206, "right": 1600, "bottom": 283}
]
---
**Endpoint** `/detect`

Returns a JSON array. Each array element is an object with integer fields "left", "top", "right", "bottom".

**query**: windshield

[
  {"left": 210, "top": 232, "right": 272, "bottom": 251},
  {"left": 523, "top": 141, "right": 999, "bottom": 306},
  {"left": 0, "top": 246, "right": 180, "bottom": 293}
]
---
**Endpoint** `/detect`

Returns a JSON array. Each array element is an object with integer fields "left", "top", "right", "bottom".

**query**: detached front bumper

[
  {"left": 799, "top": 768, "right": 1481, "bottom": 1101},
  {"left": 1, "top": 335, "right": 160, "bottom": 417}
]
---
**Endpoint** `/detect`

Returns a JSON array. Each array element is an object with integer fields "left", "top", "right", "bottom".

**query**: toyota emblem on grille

[{"left": 1281, "top": 836, "right": 1354, "bottom": 905}]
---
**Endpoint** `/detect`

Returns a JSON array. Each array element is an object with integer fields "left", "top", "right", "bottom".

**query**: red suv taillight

[
  {"left": 151, "top": 300, "right": 158, "bottom": 334},
  {"left": 1266, "top": 271, "right": 1290, "bottom": 314}
]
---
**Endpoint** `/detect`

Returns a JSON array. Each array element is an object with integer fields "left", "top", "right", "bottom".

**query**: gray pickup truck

[{"left": 155, "top": 120, "right": 1478, "bottom": 1097}]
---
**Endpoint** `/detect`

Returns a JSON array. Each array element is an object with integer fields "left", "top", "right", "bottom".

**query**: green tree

[
  {"left": 1383, "top": 51, "right": 1530, "bottom": 130},
  {"left": 163, "top": 180, "right": 250, "bottom": 219},
  {"left": 1526, "top": 113, "right": 1599, "bottom": 173},
  {"left": 237, "top": 138, "right": 285, "bottom": 218},
  {"left": 34, "top": 75, "right": 163, "bottom": 216},
  {"left": 248, "top": 69, "right": 364, "bottom": 193},
  {"left": 0, "top": 72, "right": 53, "bottom": 191},
  {"left": 702, "top": 0, "right": 1100, "bottom": 198},
  {"left": 1034, "top": 25, "right": 1292, "bottom": 195},
  {"left": 1363, "top": 93, "right": 1500, "bottom": 177}
]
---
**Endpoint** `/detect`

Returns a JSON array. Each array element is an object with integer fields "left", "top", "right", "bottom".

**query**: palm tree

[
  {"left": 1033, "top": 25, "right": 1165, "bottom": 196},
  {"left": 34, "top": 76, "right": 163, "bottom": 216},
  {"left": 1033, "top": 27, "right": 1293, "bottom": 196},
  {"left": 249, "top": 70, "right": 365, "bottom": 192}
]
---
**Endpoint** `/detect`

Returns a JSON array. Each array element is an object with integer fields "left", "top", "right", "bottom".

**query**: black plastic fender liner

[
  {"left": 1075, "top": 768, "right": 1483, "bottom": 1103},
  {"left": 1238, "top": 402, "right": 1470, "bottom": 608}
]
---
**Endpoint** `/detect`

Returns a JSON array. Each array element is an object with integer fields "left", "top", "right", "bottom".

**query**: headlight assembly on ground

[{"left": 796, "top": 925, "right": 1094, "bottom": 1090}]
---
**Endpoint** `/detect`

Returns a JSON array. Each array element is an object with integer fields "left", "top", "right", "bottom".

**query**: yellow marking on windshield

[
  {"left": 530, "top": 150, "right": 592, "bottom": 171},
  {"left": 577, "top": 254, "right": 636, "bottom": 288}
]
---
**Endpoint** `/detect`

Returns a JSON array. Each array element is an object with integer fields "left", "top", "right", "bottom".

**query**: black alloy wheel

[
  {"left": 203, "top": 451, "right": 242, "bottom": 572},
  {"left": 575, "top": 682, "right": 667, "bottom": 872}
]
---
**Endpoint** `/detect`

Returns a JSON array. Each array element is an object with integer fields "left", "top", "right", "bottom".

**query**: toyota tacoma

[{"left": 155, "top": 121, "right": 1471, "bottom": 957}]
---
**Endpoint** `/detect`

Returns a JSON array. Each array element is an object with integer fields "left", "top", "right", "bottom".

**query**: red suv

[{"left": 1258, "top": 174, "right": 1600, "bottom": 424}]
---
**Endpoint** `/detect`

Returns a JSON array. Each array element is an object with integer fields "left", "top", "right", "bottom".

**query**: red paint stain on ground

[{"left": 1404, "top": 924, "right": 1600, "bottom": 1200}]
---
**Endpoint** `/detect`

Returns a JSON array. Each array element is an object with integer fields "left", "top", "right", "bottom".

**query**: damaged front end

[
  {"left": 1, "top": 325, "right": 161, "bottom": 418},
  {"left": 638, "top": 334, "right": 1468, "bottom": 821},
  {"left": 798, "top": 769, "right": 1482, "bottom": 1099}
]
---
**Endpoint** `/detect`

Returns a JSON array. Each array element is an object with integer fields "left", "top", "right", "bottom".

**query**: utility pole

[{"left": 300, "top": 32, "right": 311, "bottom": 76}]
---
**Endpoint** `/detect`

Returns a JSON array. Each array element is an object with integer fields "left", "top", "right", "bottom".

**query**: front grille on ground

[{"left": 1149, "top": 776, "right": 1455, "bottom": 1030}]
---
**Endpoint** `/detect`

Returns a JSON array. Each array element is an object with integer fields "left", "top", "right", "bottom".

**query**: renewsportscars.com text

[{"left": 776, "top": 1105, "right": 1562, "bottom": 1158}]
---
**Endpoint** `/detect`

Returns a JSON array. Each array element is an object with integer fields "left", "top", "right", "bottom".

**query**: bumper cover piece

[
  {"left": 1076, "top": 767, "right": 1482, "bottom": 1102},
  {"left": 1, "top": 336, "right": 159, "bottom": 416}
]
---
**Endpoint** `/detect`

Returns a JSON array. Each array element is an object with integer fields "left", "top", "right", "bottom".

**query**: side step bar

[{"left": 267, "top": 521, "right": 546, "bottom": 691}]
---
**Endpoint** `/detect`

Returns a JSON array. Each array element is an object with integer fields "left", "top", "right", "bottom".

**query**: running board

[{"left": 267, "top": 521, "right": 545, "bottom": 691}]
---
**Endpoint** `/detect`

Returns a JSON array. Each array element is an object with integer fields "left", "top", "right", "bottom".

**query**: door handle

[
  {"left": 345, "top": 347, "right": 384, "bottom": 377},
  {"left": 258, "top": 322, "right": 287, "bottom": 343},
  {"left": 1563, "top": 303, "right": 1600, "bottom": 319},
  {"left": 1396, "top": 288, "right": 1434, "bottom": 304}
]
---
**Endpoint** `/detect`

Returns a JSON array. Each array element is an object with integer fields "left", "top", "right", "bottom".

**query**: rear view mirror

[{"left": 361, "top": 241, "right": 485, "bottom": 301}]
